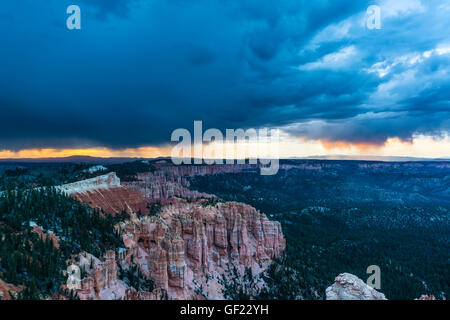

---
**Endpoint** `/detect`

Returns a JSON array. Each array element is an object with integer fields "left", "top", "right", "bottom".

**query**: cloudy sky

[{"left": 0, "top": 0, "right": 449, "bottom": 158}]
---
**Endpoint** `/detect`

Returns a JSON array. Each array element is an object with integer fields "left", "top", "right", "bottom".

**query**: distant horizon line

[{"left": 0, "top": 154, "right": 449, "bottom": 163}]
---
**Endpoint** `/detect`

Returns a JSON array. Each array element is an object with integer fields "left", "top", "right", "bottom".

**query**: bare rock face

[
  {"left": 56, "top": 172, "right": 121, "bottom": 195},
  {"left": 72, "top": 250, "right": 128, "bottom": 300},
  {"left": 0, "top": 279, "right": 21, "bottom": 300},
  {"left": 118, "top": 199, "right": 285, "bottom": 299},
  {"left": 30, "top": 225, "right": 60, "bottom": 248},
  {"left": 72, "top": 186, "right": 148, "bottom": 215},
  {"left": 151, "top": 163, "right": 254, "bottom": 176},
  {"left": 124, "top": 171, "right": 215, "bottom": 201},
  {"left": 56, "top": 165, "right": 286, "bottom": 300},
  {"left": 123, "top": 164, "right": 263, "bottom": 201},
  {"left": 58, "top": 172, "right": 149, "bottom": 215},
  {"left": 121, "top": 287, "right": 166, "bottom": 300},
  {"left": 326, "top": 273, "right": 386, "bottom": 300}
]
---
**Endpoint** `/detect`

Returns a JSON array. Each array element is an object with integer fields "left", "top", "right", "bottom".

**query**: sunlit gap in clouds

[{"left": 1, "top": 134, "right": 449, "bottom": 160}]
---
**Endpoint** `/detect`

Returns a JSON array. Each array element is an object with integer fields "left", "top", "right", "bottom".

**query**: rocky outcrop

[
  {"left": 72, "top": 185, "right": 148, "bottom": 215},
  {"left": 69, "top": 198, "right": 285, "bottom": 300},
  {"left": 326, "top": 273, "right": 386, "bottom": 300},
  {"left": 151, "top": 162, "right": 256, "bottom": 176},
  {"left": 56, "top": 172, "right": 121, "bottom": 195},
  {"left": 124, "top": 163, "right": 263, "bottom": 201},
  {"left": 326, "top": 273, "right": 440, "bottom": 300},
  {"left": 121, "top": 287, "right": 166, "bottom": 300},
  {"left": 56, "top": 165, "right": 285, "bottom": 300},
  {"left": 0, "top": 279, "right": 21, "bottom": 300},
  {"left": 118, "top": 199, "right": 285, "bottom": 299},
  {"left": 30, "top": 225, "right": 60, "bottom": 248},
  {"left": 71, "top": 251, "right": 129, "bottom": 300},
  {"left": 124, "top": 172, "right": 215, "bottom": 201},
  {"left": 58, "top": 173, "right": 148, "bottom": 215}
]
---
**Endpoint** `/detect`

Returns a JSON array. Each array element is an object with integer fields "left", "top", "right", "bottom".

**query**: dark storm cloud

[{"left": 0, "top": 0, "right": 449, "bottom": 150}]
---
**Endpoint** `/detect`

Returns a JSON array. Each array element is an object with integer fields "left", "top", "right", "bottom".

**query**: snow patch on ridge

[
  {"left": 56, "top": 172, "right": 121, "bottom": 195},
  {"left": 83, "top": 165, "right": 107, "bottom": 174}
]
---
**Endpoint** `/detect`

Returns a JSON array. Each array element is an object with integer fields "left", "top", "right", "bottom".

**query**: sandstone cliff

[
  {"left": 68, "top": 250, "right": 129, "bottom": 300},
  {"left": 124, "top": 171, "right": 215, "bottom": 200},
  {"left": 117, "top": 199, "right": 285, "bottom": 299},
  {"left": 56, "top": 166, "right": 285, "bottom": 300},
  {"left": 124, "top": 163, "right": 264, "bottom": 201},
  {"left": 58, "top": 172, "right": 148, "bottom": 215}
]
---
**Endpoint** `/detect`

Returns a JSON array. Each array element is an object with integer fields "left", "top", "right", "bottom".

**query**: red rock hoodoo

[
  {"left": 58, "top": 166, "right": 285, "bottom": 300},
  {"left": 118, "top": 200, "right": 285, "bottom": 299}
]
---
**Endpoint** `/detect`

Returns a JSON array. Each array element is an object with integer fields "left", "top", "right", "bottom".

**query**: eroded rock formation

[
  {"left": 326, "top": 273, "right": 386, "bottom": 300},
  {"left": 70, "top": 250, "right": 129, "bottom": 300},
  {"left": 30, "top": 225, "right": 60, "bottom": 248},
  {"left": 120, "top": 287, "right": 166, "bottom": 300},
  {"left": 118, "top": 199, "right": 285, "bottom": 299},
  {"left": 124, "top": 172, "right": 215, "bottom": 200},
  {"left": 58, "top": 172, "right": 148, "bottom": 215},
  {"left": 56, "top": 166, "right": 285, "bottom": 300},
  {"left": 124, "top": 163, "right": 264, "bottom": 201},
  {"left": 0, "top": 279, "right": 21, "bottom": 300}
]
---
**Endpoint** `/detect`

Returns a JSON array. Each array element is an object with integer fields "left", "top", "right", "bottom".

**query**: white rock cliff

[{"left": 326, "top": 273, "right": 386, "bottom": 300}]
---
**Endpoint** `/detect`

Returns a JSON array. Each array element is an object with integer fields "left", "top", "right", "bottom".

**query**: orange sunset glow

[
  {"left": 0, "top": 146, "right": 172, "bottom": 159},
  {"left": 1, "top": 134, "right": 448, "bottom": 160}
]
